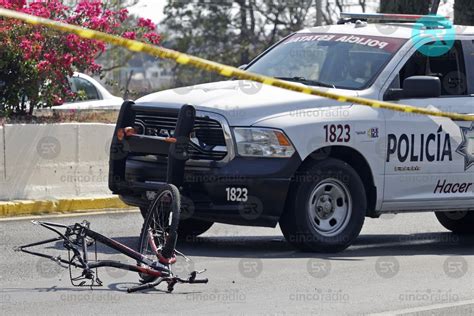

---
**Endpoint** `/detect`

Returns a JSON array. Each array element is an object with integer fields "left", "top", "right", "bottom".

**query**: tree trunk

[
  {"left": 380, "top": 0, "right": 429, "bottom": 15},
  {"left": 315, "top": 0, "right": 323, "bottom": 26},
  {"left": 237, "top": 0, "right": 250, "bottom": 65},
  {"left": 454, "top": 0, "right": 474, "bottom": 25}
]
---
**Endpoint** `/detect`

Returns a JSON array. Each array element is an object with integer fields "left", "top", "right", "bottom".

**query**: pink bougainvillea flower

[
  {"left": 122, "top": 31, "right": 137, "bottom": 40},
  {"left": 0, "top": 0, "right": 161, "bottom": 113},
  {"left": 138, "top": 17, "right": 156, "bottom": 31},
  {"left": 37, "top": 60, "right": 50, "bottom": 72},
  {"left": 144, "top": 32, "right": 161, "bottom": 45}
]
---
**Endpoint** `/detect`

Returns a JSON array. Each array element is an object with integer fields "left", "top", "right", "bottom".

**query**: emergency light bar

[{"left": 340, "top": 12, "right": 447, "bottom": 23}]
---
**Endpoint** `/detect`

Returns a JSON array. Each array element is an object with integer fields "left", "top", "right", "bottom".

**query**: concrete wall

[{"left": 0, "top": 123, "right": 116, "bottom": 201}]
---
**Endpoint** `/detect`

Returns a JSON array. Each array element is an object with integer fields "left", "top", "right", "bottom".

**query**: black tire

[
  {"left": 137, "top": 184, "right": 181, "bottom": 283},
  {"left": 177, "top": 219, "right": 214, "bottom": 241},
  {"left": 139, "top": 206, "right": 148, "bottom": 219},
  {"left": 280, "top": 158, "right": 366, "bottom": 253},
  {"left": 435, "top": 211, "right": 474, "bottom": 235}
]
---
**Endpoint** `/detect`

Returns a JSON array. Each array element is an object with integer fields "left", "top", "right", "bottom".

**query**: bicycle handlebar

[
  {"left": 127, "top": 276, "right": 208, "bottom": 293},
  {"left": 127, "top": 281, "right": 159, "bottom": 293},
  {"left": 189, "top": 278, "right": 208, "bottom": 284}
]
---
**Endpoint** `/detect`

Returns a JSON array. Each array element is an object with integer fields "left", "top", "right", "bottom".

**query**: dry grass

[{"left": 1, "top": 109, "right": 119, "bottom": 125}]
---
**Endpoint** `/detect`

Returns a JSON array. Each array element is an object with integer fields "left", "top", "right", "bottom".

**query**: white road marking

[
  {"left": 370, "top": 299, "right": 474, "bottom": 315},
  {"left": 0, "top": 208, "right": 139, "bottom": 222}
]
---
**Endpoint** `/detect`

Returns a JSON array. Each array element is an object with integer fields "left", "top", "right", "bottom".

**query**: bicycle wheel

[{"left": 137, "top": 184, "right": 180, "bottom": 283}]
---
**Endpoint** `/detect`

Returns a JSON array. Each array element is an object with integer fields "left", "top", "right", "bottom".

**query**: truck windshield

[{"left": 246, "top": 33, "right": 407, "bottom": 90}]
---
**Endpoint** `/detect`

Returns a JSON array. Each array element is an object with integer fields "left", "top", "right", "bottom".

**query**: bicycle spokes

[{"left": 15, "top": 220, "right": 208, "bottom": 293}]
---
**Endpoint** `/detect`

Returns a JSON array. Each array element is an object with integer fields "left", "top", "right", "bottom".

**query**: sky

[
  {"left": 127, "top": 0, "right": 455, "bottom": 25},
  {"left": 128, "top": 0, "right": 166, "bottom": 24}
]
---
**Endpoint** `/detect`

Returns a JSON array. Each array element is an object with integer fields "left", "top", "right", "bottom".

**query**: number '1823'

[{"left": 324, "top": 124, "right": 351, "bottom": 143}]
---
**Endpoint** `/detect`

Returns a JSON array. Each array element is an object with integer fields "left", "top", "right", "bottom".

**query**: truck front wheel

[
  {"left": 280, "top": 158, "right": 366, "bottom": 253},
  {"left": 177, "top": 218, "right": 214, "bottom": 241},
  {"left": 435, "top": 211, "right": 474, "bottom": 235},
  {"left": 141, "top": 207, "right": 214, "bottom": 241}
]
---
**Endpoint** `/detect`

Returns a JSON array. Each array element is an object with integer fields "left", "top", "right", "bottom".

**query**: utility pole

[{"left": 316, "top": 0, "right": 323, "bottom": 26}]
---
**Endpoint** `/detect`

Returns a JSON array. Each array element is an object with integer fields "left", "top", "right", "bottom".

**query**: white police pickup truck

[{"left": 109, "top": 13, "right": 474, "bottom": 252}]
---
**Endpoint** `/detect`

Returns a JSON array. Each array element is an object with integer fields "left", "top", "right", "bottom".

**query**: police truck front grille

[{"left": 134, "top": 111, "right": 227, "bottom": 161}]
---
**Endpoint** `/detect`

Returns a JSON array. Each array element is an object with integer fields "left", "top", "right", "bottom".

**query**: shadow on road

[
  {"left": 61, "top": 232, "right": 474, "bottom": 259},
  {"left": 174, "top": 232, "right": 474, "bottom": 259},
  {"left": 2, "top": 283, "right": 204, "bottom": 295}
]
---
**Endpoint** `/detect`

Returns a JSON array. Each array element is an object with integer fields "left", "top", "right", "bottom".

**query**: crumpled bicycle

[{"left": 15, "top": 104, "right": 208, "bottom": 293}]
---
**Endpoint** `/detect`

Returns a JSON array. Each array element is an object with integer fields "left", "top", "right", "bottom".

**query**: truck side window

[{"left": 399, "top": 40, "right": 467, "bottom": 96}]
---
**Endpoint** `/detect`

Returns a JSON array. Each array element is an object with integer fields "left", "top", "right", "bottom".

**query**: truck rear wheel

[
  {"left": 435, "top": 211, "right": 474, "bottom": 235},
  {"left": 280, "top": 158, "right": 366, "bottom": 253}
]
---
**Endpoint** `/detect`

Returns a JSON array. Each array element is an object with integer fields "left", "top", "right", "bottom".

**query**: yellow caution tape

[{"left": 1, "top": 8, "right": 473, "bottom": 121}]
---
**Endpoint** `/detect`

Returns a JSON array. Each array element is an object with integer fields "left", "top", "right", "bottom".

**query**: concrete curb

[{"left": 0, "top": 197, "right": 130, "bottom": 217}]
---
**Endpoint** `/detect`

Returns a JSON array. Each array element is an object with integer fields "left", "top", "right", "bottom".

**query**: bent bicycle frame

[
  {"left": 15, "top": 220, "right": 207, "bottom": 293},
  {"left": 15, "top": 104, "right": 208, "bottom": 293}
]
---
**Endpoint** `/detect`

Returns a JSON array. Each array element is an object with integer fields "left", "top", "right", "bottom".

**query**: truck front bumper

[{"left": 119, "top": 155, "right": 301, "bottom": 227}]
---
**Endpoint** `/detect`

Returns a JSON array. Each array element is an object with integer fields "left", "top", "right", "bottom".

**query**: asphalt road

[{"left": 1, "top": 210, "right": 473, "bottom": 316}]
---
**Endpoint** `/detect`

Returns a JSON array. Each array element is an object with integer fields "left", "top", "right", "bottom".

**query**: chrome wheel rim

[{"left": 308, "top": 178, "right": 352, "bottom": 237}]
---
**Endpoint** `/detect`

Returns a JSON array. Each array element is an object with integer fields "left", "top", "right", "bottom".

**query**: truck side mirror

[{"left": 384, "top": 76, "right": 441, "bottom": 100}]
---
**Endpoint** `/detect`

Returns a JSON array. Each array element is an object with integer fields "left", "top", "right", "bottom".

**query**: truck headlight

[{"left": 233, "top": 128, "right": 295, "bottom": 158}]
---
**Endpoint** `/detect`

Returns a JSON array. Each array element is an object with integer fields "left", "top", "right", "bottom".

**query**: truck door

[{"left": 382, "top": 39, "right": 474, "bottom": 211}]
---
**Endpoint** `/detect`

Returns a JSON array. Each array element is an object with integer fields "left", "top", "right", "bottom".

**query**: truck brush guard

[{"left": 16, "top": 104, "right": 208, "bottom": 293}]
